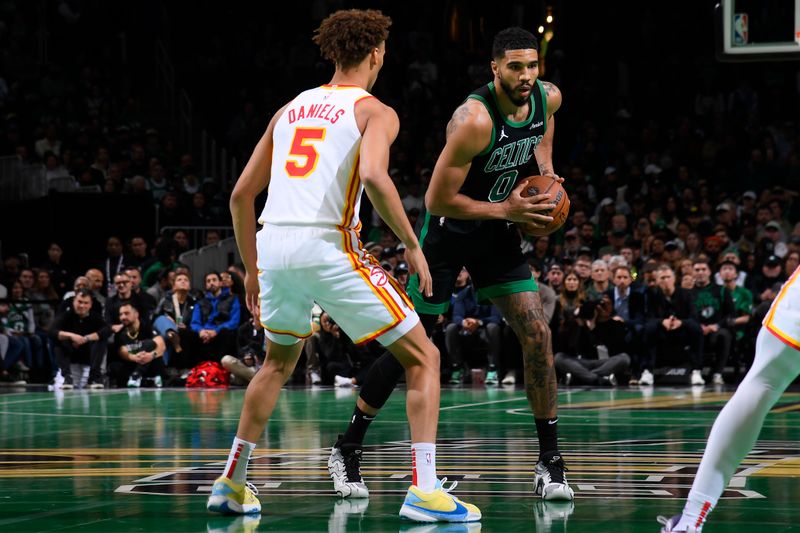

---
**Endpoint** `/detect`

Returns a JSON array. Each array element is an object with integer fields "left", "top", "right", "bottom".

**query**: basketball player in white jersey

[
  {"left": 660, "top": 264, "right": 800, "bottom": 532},
  {"left": 207, "top": 9, "right": 480, "bottom": 523}
]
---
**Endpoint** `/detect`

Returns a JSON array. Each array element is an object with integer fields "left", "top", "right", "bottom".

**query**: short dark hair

[
  {"left": 492, "top": 27, "right": 538, "bottom": 59},
  {"left": 75, "top": 289, "right": 93, "bottom": 298},
  {"left": 313, "top": 9, "right": 392, "bottom": 70},
  {"left": 614, "top": 265, "right": 633, "bottom": 276}
]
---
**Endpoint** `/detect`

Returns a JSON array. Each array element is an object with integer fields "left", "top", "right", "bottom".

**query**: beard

[{"left": 499, "top": 77, "right": 529, "bottom": 106}]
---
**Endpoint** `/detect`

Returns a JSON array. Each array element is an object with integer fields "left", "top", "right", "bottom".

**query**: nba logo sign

[
  {"left": 733, "top": 13, "right": 748, "bottom": 45},
  {"left": 425, "top": 452, "right": 432, "bottom": 464}
]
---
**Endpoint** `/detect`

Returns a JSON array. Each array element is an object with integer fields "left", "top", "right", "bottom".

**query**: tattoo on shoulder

[
  {"left": 542, "top": 81, "right": 559, "bottom": 97},
  {"left": 446, "top": 103, "right": 472, "bottom": 139}
]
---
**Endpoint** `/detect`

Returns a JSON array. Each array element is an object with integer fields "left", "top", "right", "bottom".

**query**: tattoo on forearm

[
  {"left": 538, "top": 163, "right": 554, "bottom": 175},
  {"left": 491, "top": 293, "right": 558, "bottom": 418},
  {"left": 446, "top": 103, "right": 472, "bottom": 139}
]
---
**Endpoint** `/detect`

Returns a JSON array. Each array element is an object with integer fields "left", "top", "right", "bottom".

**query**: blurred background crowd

[{"left": 0, "top": 1, "right": 797, "bottom": 388}]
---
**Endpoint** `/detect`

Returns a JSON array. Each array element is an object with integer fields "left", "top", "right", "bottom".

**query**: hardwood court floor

[{"left": 1, "top": 384, "right": 800, "bottom": 532}]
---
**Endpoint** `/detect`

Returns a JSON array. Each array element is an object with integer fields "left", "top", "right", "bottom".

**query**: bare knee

[
  {"left": 419, "top": 345, "right": 441, "bottom": 373},
  {"left": 262, "top": 356, "right": 296, "bottom": 383},
  {"left": 404, "top": 344, "right": 440, "bottom": 373}
]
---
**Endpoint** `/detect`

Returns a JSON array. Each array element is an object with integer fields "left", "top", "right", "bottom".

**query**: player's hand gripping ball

[{"left": 518, "top": 175, "right": 570, "bottom": 237}]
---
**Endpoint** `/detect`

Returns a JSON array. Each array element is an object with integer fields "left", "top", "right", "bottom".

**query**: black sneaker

[
  {"left": 328, "top": 435, "right": 369, "bottom": 498},
  {"left": 534, "top": 452, "right": 574, "bottom": 500},
  {"left": 0, "top": 372, "right": 26, "bottom": 386}
]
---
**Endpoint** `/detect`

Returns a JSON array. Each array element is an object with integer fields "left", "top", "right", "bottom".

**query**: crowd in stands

[
  {"left": 0, "top": 197, "right": 797, "bottom": 389},
  {"left": 1, "top": 2, "right": 798, "bottom": 389}
]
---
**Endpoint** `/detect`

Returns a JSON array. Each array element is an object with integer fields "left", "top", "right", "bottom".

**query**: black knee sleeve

[
  {"left": 359, "top": 350, "right": 404, "bottom": 409},
  {"left": 420, "top": 313, "right": 439, "bottom": 337}
]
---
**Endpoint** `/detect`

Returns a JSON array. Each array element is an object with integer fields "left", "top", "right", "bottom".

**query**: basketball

[{"left": 517, "top": 175, "right": 570, "bottom": 237}]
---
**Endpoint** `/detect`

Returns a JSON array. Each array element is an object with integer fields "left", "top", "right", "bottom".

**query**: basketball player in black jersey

[{"left": 328, "top": 27, "right": 573, "bottom": 502}]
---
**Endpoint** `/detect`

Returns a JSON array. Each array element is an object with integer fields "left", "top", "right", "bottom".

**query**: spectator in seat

[
  {"left": 0, "top": 318, "right": 29, "bottom": 385},
  {"left": 644, "top": 264, "right": 705, "bottom": 385},
  {"left": 29, "top": 269, "right": 58, "bottom": 332},
  {"left": 40, "top": 242, "right": 70, "bottom": 297},
  {"left": 205, "top": 229, "right": 221, "bottom": 246},
  {"left": 49, "top": 289, "right": 111, "bottom": 389},
  {"left": 5, "top": 280, "right": 48, "bottom": 378},
  {"left": 123, "top": 266, "right": 157, "bottom": 317},
  {"left": 746, "top": 254, "right": 786, "bottom": 305},
  {"left": 304, "top": 311, "right": 358, "bottom": 385},
  {"left": 555, "top": 294, "right": 631, "bottom": 386},
  {"left": 110, "top": 303, "right": 165, "bottom": 388},
  {"left": 445, "top": 269, "right": 503, "bottom": 386},
  {"left": 153, "top": 272, "right": 197, "bottom": 366},
  {"left": 719, "top": 260, "right": 754, "bottom": 363},
  {"left": 173, "top": 230, "right": 191, "bottom": 256},
  {"left": 546, "top": 262, "right": 564, "bottom": 293},
  {"left": 59, "top": 276, "right": 102, "bottom": 316},
  {"left": 691, "top": 259, "right": 735, "bottom": 385},
  {"left": 608, "top": 266, "right": 648, "bottom": 384},
  {"left": 586, "top": 259, "right": 611, "bottom": 299},
  {"left": 143, "top": 238, "right": 180, "bottom": 289},
  {"left": 220, "top": 269, "right": 249, "bottom": 325},
  {"left": 187, "top": 271, "right": 240, "bottom": 365},
  {"left": 34, "top": 124, "right": 61, "bottom": 158},
  {"left": 18, "top": 268, "right": 35, "bottom": 296},
  {"left": 394, "top": 261, "right": 410, "bottom": 289},
  {"left": 573, "top": 253, "right": 593, "bottom": 284},
  {"left": 0, "top": 301, "right": 32, "bottom": 382},
  {"left": 552, "top": 272, "right": 586, "bottom": 353},
  {"left": 147, "top": 268, "right": 175, "bottom": 303},
  {"left": 157, "top": 192, "right": 185, "bottom": 228},
  {"left": 84, "top": 268, "right": 107, "bottom": 314},
  {"left": 221, "top": 317, "right": 266, "bottom": 385},
  {"left": 101, "top": 236, "right": 127, "bottom": 298},
  {"left": 128, "top": 236, "right": 155, "bottom": 272},
  {"left": 105, "top": 273, "right": 156, "bottom": 333}
]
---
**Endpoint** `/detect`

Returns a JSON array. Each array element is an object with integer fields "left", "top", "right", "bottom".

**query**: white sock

[
  {"left": 412, "top": 442, "right": 437, "bottom": 492},
  {"left": 680, "top": 330, "right": 800, "bottom": 529},
  {"left": 224, "top": 437, "right": 256, "bottom": 485},
  {"left": 677, "top": 490, "right": 716, "bottom": 530}
]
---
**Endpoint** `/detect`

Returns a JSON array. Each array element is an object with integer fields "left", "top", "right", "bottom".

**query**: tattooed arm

[
  {"left": 534, "top": 81, "right": 562, "bottom": 178},
  {"left": 426, "top": 99, "right": 556, "bottom": 224}
]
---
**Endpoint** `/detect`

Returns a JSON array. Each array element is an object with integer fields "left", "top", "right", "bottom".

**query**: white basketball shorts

[
  {"left": 256, "top": 224, "right": 419, "bottom": 346},
  {"left": 763, "top": 265, "right": 800, "bottom": 351}
]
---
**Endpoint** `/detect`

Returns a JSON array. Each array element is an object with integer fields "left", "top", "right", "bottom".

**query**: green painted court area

[{"left": 1, "top": 386, "right": 800, "bottom": 532}]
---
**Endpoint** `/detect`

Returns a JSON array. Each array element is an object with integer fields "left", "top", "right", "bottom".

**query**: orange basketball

[{"left": 517, "top": 175, "right": 570, "bottom": 237}]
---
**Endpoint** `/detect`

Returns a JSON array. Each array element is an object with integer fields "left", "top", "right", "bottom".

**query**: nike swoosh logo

[
  {"left": 548, "top": 418, "right": 559, "bottom": 425},
  {"left": 405, "top": 500, "right": 468, "bottom": 519}
]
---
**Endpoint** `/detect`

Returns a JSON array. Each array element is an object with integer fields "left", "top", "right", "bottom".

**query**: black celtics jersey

[{"left": 436, "top": 79, "right": 548, "bottom": 234}]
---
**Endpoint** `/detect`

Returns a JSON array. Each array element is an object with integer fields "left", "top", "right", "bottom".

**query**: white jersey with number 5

[
  {"left": 260, "top": 84, "right": 374, "bottom": 230},
  {"left": 255, "top": 84, "right": 417, "bottom": 347}
]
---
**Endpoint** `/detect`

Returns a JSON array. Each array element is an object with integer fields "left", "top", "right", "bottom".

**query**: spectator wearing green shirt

[{"left": 719, "top": 260, "right": 755, "bottom": 372}]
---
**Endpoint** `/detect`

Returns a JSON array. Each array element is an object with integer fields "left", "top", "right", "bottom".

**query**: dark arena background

[{"left": 0, "top": 1, "right": 799, "bottom": 531}]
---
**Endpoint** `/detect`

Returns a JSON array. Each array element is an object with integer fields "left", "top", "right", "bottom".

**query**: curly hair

[{"left": 313, "top": 9, "right": 391, "bottom": 70}]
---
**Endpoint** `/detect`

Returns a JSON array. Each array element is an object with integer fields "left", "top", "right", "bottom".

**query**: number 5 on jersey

[{"left": 285, "top": 127, "right": 326, "bottom": 178}]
